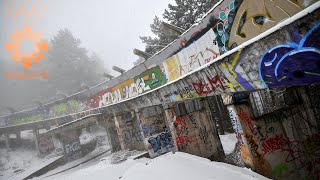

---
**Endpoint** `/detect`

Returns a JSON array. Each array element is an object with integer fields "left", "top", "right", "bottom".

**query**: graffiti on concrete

[
  {"left": 122, "top": 128, "right": 143, "bottom": 144},
  {"left": 259, "top": 22, "right": 320, "bottom": 88},
  {"left": 192, "top": 75, "right": 225, "bottom": 95},
  {"left": 38, "top": 135, "right": 54, "bottom": 155},
  {"left": 212, "top": 0, "right": 238, "bottom": 53},
  {"left": 134, "top": 66, "right": 167, "bottom": 92},
  {"left": 228, "top": 0, "right": 306, "bottom": 48},
  {"left": 63, "top": 139, "right": 82, "bottom": 161},
  {"left": 228, "top": 106, "right": 244, "bottom": 144},
  {"left": 146, "top": 130, "right": 174, "bottom": 157},
  {"left": 4, "top": 0, "right": 318, "bottom": 128}
]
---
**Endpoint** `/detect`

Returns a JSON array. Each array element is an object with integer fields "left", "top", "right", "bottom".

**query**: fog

[{"left": 0, "top": 0, "right": 173, "bottom": 114}]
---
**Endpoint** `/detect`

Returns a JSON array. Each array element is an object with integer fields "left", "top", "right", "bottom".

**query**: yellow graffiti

[
  {"left": 229, "top": 49, "right": 246, "bottom": 90},
  {"left": 163, "top": 55, "right": 181, "bottom": 82},
  {"left": 228, "top": 0, "right": 306, "bottom": 47}
]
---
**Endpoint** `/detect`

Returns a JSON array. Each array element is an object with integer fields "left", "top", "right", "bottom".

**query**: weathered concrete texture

[
  {"left": 114, "top": 112, "right": 145, "bottom": 151},
  {"left": 138, "top": 106, "right": 175, "bottom": 158},
  {"left": 227, "top": 85, "right": 320, "bottom": 180},
  {"left": 55, "top": 129, "right": 82, "bottom": 162},
  {"left": 98, "top": 115, "right": 121, "bottom": 152},
  {"left": 166, "top": 99, "right": 225, "bottom": 161},
  {"left": 37, "top": 133, "right": 55, "bottom": 157}
]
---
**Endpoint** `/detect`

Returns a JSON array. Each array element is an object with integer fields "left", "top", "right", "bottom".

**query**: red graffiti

[
  {"left": 86, "top": 88, "right": 111, "bottom": 108},
  {"left": 207, "top": 75, "right": 225, "bottom": 91},
  {"left": 192, "top": 81, "right": 210, "bottom": 95},
  {"left": 262, "top": 135, "right": 291, "bottom": 157},
  {"left": 192, "top": 75, "right": 225, "bottom": 95},
  {"left": 174, "top": 116, "right": 186, "bottom": 127},
  {"left": 237, "top": 107, "right": 255, "bottom": 133},
  {"left": 176, "top": 136, "right": 192, "bottom": 145},
  {"left": 174, "top": 116, "right": 189, "bottom": 135}
]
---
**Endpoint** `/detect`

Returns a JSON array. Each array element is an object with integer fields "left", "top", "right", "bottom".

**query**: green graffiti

[
  {"left": 68, "top": 101, "right": 80, "bottom": 112},
  {"left": 52, "top": 103, "right": 68, "bottom": 116},
  {"left": 52, "top": 101, "right": 81, "bottom": 116},
  {"left": 272, "top": 163, "right": 288, "bottom": 179},
  {"left": 52, "top": 100, "right": 80, "bottom": 116},
  {"left": 11, "top": 114, "right": 44, "bottom": 125},
  {"left": 134, "top": 66, "right": 167, "bottom": 91}
]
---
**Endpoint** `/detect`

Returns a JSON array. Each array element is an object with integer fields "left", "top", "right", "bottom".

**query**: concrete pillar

[
  {"left": 37, "top": 133, "right": 55, "bottom": 157},
  {"left": 226, "top": 103, "right": 271, "bottom": 177},
  {"left": 16, "top": 132, "right": 21, "bottom": 141},
  {"left": 138, "top": 105, "right": 176, "bottom": 158},
  {"left": 33, "top": 129, "right": 40, "bottom": 153},
  {"left": 165, "top": 98, "right": 225, "bottom": 160},
  {"left": 55, "top": 129, "right": 82, "bottom": 162},
  {"left": 114, "top": 112, "right": 145, "bottom": 151},
  {"left": 4, "top": 134, "right": 10, "bottom": 149},
  {"left": 98, "top": 114, "right": 121, "bottom": 152}
]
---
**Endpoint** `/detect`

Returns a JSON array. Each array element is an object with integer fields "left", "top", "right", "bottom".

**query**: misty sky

[
  {"left": 0, "top": 0, "right": 175, "bottom": 113},
  {"left": 0, "top": 0, "right": 174, "bottom": 71}
]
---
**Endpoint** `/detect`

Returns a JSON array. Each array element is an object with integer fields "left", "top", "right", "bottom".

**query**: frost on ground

[{"left": 42, "top": 152, "right": 269, "bottom": 180}]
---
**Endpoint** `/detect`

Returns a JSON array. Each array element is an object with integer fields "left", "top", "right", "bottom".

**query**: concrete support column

[
  {"left": 4, "top": 134, "right": 10, "bottom": 149},
  {"left": 138, "top": 105, "right": 176, "bottom": 158},
  {"left": 56, "top": 129, "right": 82, "bottom": 162},
  {"left": 16, "top": 132, "right": 21, "bottom": 141},
  {"left": 164, "top": 98, "right": 225, "bottom": 160},
  {"left": 33, "top": 129, "right": 40, "bottom": 153},
  {"left": 114, "top": 112, "right": 145, "bottom": 151},
  {"left": 36, "top": 132, "right": 55, "bottom": 157},
  {"left": 98, "top": 114, "right": 121, "bottom": 152},
  {"left": 226, "top": 103, "right": 270, "bottom": 176}
]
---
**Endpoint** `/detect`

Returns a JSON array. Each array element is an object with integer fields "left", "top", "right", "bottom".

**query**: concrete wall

[
  {"left": 226, "top": 85, "right": 320, "bottom": 179},
  {"left": 37, "top": 133, "right": 55, "bottom": 157},
  {"left": 114, "top": 112, "right": 145, "bottom": 151},
  {"left": 56, "top": 129, "right": 82, "bottom": 162},
  {"left": 166, "top": 99, "right": 225, "bottom": 160},
  {"left": 98, "top": 114, "right": 121, "bottom": 152},
  {"left": 138, "top": 106, "right": 175, "bottom": 158}
]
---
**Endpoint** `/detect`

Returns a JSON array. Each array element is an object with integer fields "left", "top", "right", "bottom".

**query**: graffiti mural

[
  {"left": 164, "top": 29, "right": 220, "bottom": 82},
  {"left": 228, "top": 0, "right": 308, "bottom": 48},
  {"left": 134, "top": 66, "right": 167, "bottom": 92},
  {"left": 228, "top": 98, "right": 320, "bottom": 179},
  {"left": 177, "top": 29, "right": 220, "bottom": 71},
  {"left": 211, "top": 0, "right": 239, "bottom": 53},
  {"left": 63, "top": 139, "right": 82, "bottom": 161},
  {"left": 146, "top": 130, "right": 174, "bottom": 158},
  {"left": 4, "top": 0, "right": 318, "bottom": 128},
  {"left": 259, "top": 22, "right": 320, "bottom": 88}
]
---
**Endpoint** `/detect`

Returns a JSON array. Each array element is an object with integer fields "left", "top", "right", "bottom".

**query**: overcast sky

[{"left": 0, "top": 0, "right": 174, "bottom": 71}]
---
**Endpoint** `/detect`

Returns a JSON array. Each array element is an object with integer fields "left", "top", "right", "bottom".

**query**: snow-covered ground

[
  {"left": 0, "top": 146, "right": 63, "bottom": 180},
  {"left": 1, "top": 128, "right": 259, "bottom": 180},
  {"left": 39, "top": 151, "right": 268, "bottom": 180},
  {"left": 0, "top": 130, "right": 63, "bottom": 180},
  {"left": 0, "top": 127, "right": 110, "bottom": 180},
  {"left": 219, "top": 133, "right": 238, "bottom": 154}
]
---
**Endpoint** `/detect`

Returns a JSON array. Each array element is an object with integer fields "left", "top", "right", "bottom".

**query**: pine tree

[
  {"left": 140, "top": 0, "right": 219, "bottom": 56},
  {"left": 48, "top": 29, "right": 107, "bottom": 94},
  {"left": 140, "top": 16, "right": 179, "bottom": 55}
]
